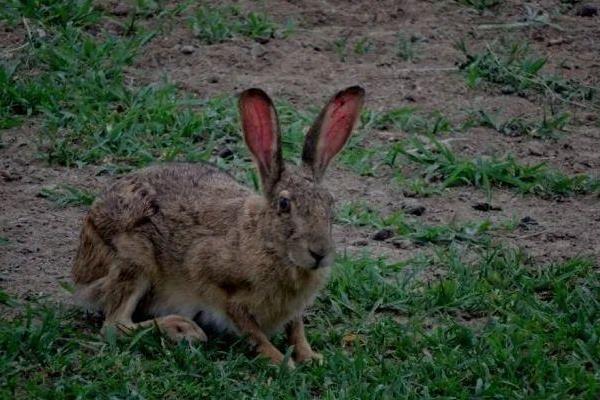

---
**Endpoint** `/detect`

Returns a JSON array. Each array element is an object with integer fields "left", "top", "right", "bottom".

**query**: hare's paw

[
  {"left": 294, "top": 349, "right": 324, "bottom": 364},
  {"left": 157, "top": 315, "right": 208, "bottom": 344},
  {"left": 257, "top": 344, "right": 296, "bottom": 369}
]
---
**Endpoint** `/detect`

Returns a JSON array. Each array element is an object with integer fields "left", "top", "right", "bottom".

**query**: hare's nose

[{"left": 309, "top": 249, "right": 325, "bottom": 266}]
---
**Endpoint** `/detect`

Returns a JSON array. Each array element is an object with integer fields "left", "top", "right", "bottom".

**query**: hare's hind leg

[
  {"left": 102, "top": 263, "right": 207, "bottom": 344},
  {"left": 101, "top": 233, "right": 206, "bottom": 344}
]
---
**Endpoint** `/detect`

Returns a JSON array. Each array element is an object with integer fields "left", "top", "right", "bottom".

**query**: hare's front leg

[
  {"left": 227, "top": 303, "right": 294, "bottom": 367},
  {"left": 286, "top": 316, "right": 323, "bottom": 363}
]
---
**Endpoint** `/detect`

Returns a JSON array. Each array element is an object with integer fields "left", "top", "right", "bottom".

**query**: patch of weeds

[
  {"left": 38, "top": 185, "right": 96, "bottom": 207},
  {"left": 496, "top": 215, "right": 520, "bottom": 231},
  {"left": 3, "top": 23, "right": 142, "bottom": 127},
  {"left": 466, "top": 109, "right": 570, "bottom": 138},
  {"left": 369, "top": 107, "right": 453, "bottom": 135},
  {"left": 332, "top": 36, "right": 374, "bottom": 61},
  {"left": 337, "top": 201, "right": 492, "bottom": 246},
  {"left": 332, "top": 36, "right": 349, "bottom": 62},
  {"left": 0, "top": 0, "right": 101, "bottom": 28},
  {"left": 44, "top": 83, "right": 208, "bottom": 166},
  {"left": 0, "top": 237, "right": 9, "bottom": 246},
  {"left": 388, "top": 136, "right": 600, "bottom": 198},
  {"left": 456, "top": 0, "right": 501, "bottom": 13},
  {"left": 189, "top": 5, "right": 283, "bottom": 44},
  {"left": 133, "top": 0, "right": 176, "bottom": 18},
  {"left": 396, "top": 33, "right": 419, "bottom": 62},
  {"left": 395, "top": 176, "right": 442, "bottom": 197},
  {"left": 353, "top": 37, "right": 374, "bottom": 55},
  {"left": 457, "top": 40, "right": 599, "bottom": 108},
  {"left": 0, "top": 63, "right": 50, "bottom": 128},
  {"left": 275, "top": 101, "right": 314, "bottom": 161},
  {"left": 337, "top": 202, "right": 409, "bottom": 231}
]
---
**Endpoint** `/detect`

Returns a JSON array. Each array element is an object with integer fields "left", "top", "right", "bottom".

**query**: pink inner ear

[
  {"left": 318, "top": 92, "right": 362, "bottom": 167},
  {"left": 240, "top": 94, "right": 276, "bottom": 173}
]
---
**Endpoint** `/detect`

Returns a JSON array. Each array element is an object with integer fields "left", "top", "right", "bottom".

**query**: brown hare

[{"left": 72, "top": 86, "right": 365, "bottom": 366}]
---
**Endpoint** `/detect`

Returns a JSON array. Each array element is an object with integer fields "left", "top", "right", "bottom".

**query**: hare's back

[
  {"left": 90, "top": 162, "right": 249, "bottom": 239},
  {"left": 133, "top": 162, "right": 249, "bottom": 199}
]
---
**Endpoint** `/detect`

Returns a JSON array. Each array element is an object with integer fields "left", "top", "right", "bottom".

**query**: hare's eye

[{"left": 278, "top": 197, "right": 291, "bottom": 213}]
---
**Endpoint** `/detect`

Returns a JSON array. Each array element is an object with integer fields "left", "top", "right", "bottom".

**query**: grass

[
  {"left": 38, "top": 185, "right": 96, "bottom": 207},
  {"left": 337, "top": 201, "right": 495, "bottom": 246},
  {"left": 466, "top": 109, "right": 570, "bottom": 139},
  {"left": 332, "top": 36, "right": 375, "bottom": 62},
  {"left": 387, "top": 136, "right": 600, "bottom": 199},
  {"left": 189, "top": 5, "right": 286, "bottom": 44},
  {"left": 366, "top": 107, "right": 453, "bottom": 136},
  {"left": 457, "top": 40, "right": 599, "bottom": 109},
  {"left": 396, "top": 34, "right": 419, "bottom": 62},
  {"left": 0, "top": 0, "right": 101, "bottom": 29},
  {"left": 2, "top": 247, "right": 598, "bottom": 398},
  {"left": 456, "top": 0, "right": 501, "bottom": 13}
]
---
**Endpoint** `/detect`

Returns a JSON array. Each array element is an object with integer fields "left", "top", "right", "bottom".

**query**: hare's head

[{"left": 239, "top": 86, "right": 365, "bottom": 270}]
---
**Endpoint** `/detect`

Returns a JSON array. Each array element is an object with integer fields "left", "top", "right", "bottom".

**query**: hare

[{"left": 72, "top": 86, "right": 365, "bottom": 366}]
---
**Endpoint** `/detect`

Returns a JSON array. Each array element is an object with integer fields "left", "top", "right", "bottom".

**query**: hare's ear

[
  {"left": 302, "top": 86, "right": 365, "bottom": 182},
  {"left": 239, "top": 88, "right": 283, "bottom": 198}
]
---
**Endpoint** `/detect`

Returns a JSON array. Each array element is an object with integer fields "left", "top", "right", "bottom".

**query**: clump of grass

[
  {"left": 337, "top": 201, "right": 492, "bottom": 246},
  {"left": 353, "top": 37, "right": 374, "bottom": 55},
  {"left": 332, "top": 36, "right": 374, "bottom": 62},
  {"left": 395, "top": 176, "right": 442, "bottom": 197},
  {"left": 0, "top": 63, "right": 52, "bottom": 128},
  {"left": 189, "top": 5, "right": 283, "bottom": 44},
  {"left": 396, "top": 33, "right": 419, "bottom": 62},
  {"left": 466, "top": 109, "right": 570, "bottom": 139},
  {"left": 367, "top": 107, "right": 453, "bottom": 136},
  {"left": 38, "top": 185, "right": 96, "bottom": 207},
  {"left": 457, "top": 40, "right": 599, "bottom": 108},
  {"left": 456, "top": 0, "right": 501, "bottom": 12},
  {"left": 0, "top": 0, "right": 101, "bottom": 28},
  {"left": 332, "top": 36, "right": 349, "bottom": 62},
  {"left": 389, "top": 136, "right": 600, "bottom": 198}
]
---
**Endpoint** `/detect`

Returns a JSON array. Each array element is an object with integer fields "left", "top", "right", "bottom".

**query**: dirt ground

[{"left": 1, "top": 0, "right": 599, "bottom": 304}]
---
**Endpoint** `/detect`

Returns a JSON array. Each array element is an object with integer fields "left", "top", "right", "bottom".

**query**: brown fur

[{"left": 72, "top": 87, "right": 365, "bottom": 365}]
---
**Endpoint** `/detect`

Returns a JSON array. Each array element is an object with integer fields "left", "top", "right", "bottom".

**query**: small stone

[
  {"left": 391, "top": 239, "right": 412, "bottom": 249},
  {"left": 372, "top": 229, "right": 394, "bottom": 241},
  {"left": 547, "top": 37, "right": 566, "bottom": 47},
  {"left": 403, "top": 204, "right": 426, "bottom": 216},
  {"left": 518, "top": 216, "right": 539, "bottom": 229},
  {"left": 376, "top": 131, "right": 397, "bottom": 142},
  {"left": 251, "top": 43, "right": 267, "bottom": 58},
  {"left": 472, "top": 202, "right": 501, "bottom": 211},
  {"left": 527, "top": 142, "right": 545, "bottom": 157},
  {"left": 501, "top": 85, "right": 516, "bottom": 95},
  {"left": 576, "top": 4, "right": 598, "bottom": 17},
  {"left": 180, "top": 45, "right": 195, "bottom": 55},
  {"left": 208, "top": 76, "right": 219, "bottom": 84},
  {"left": 217, "top": 147, "right": 234, "bottom": 159},
  {"left": 351, "top": 239, "right": 369, "bottom": 247},
  {"left": 0, "top": 170, "right": 21, "bottom": 182},
  {"left": 112, "top": 2, "right": 130, "bottom": 16}
]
